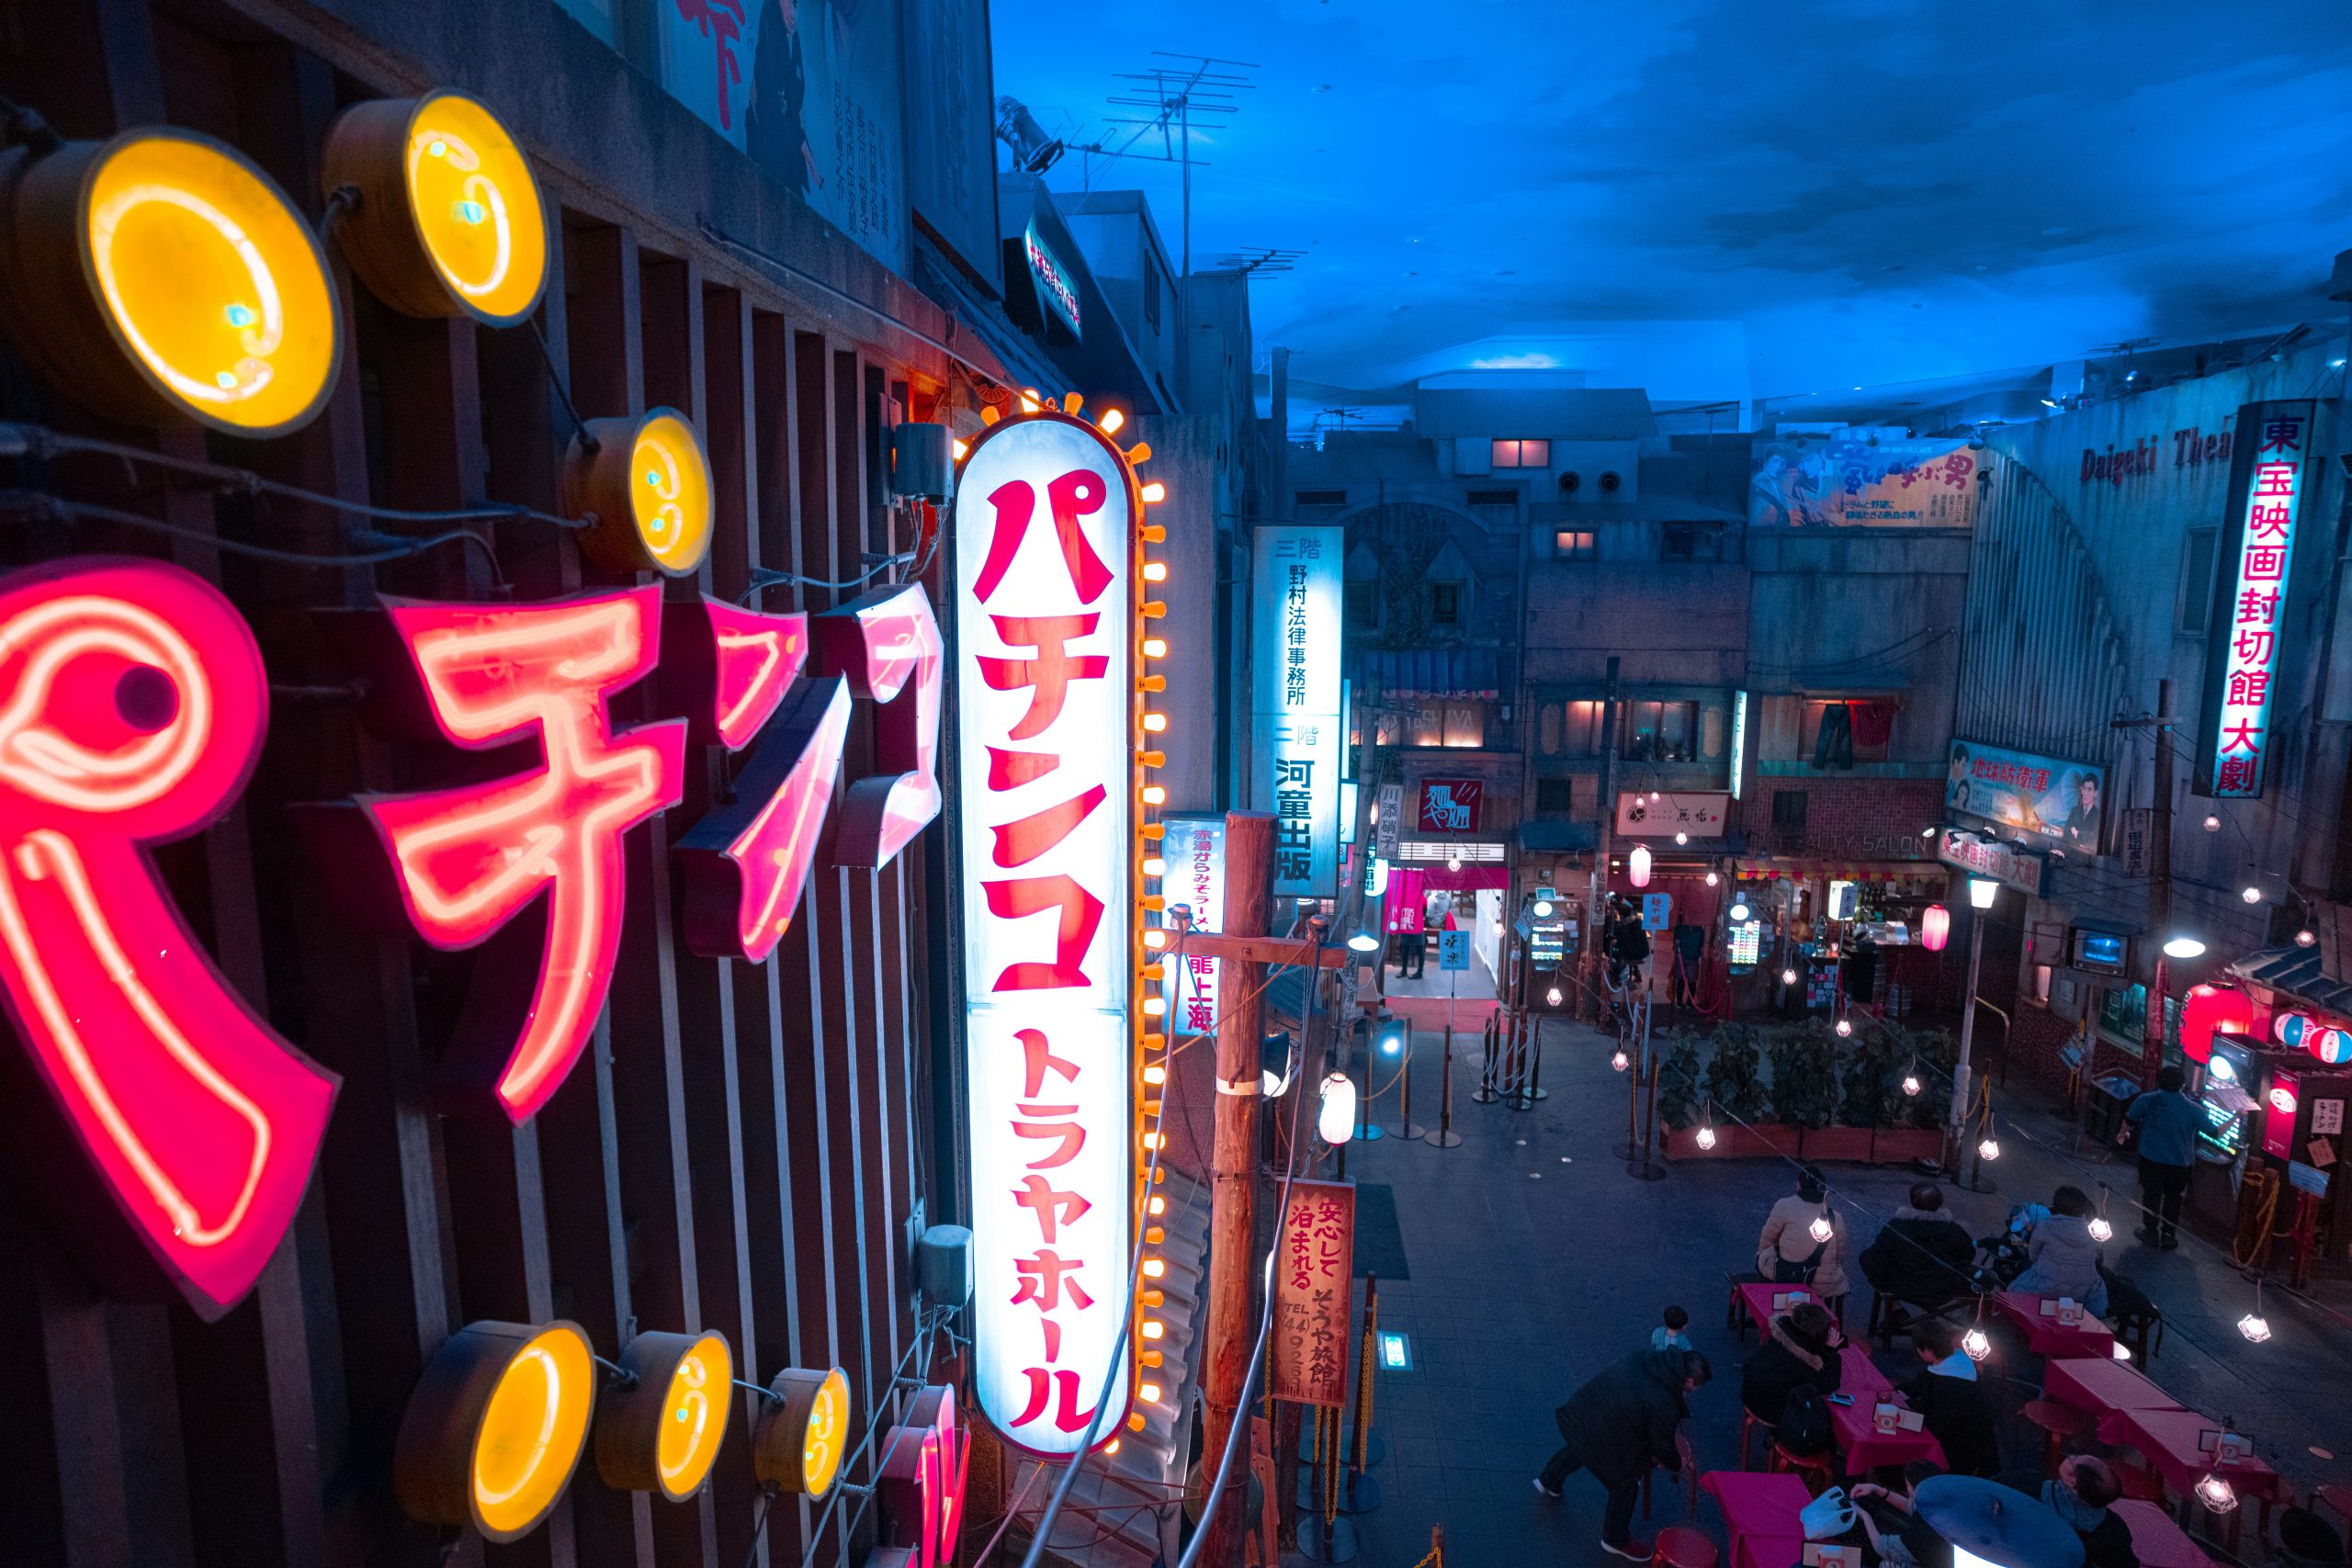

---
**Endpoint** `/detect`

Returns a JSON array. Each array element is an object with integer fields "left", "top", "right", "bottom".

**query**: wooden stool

[
  {"left": 2115, "top": 1463, "right": 2166, "bottom": 1504},
  {"left": 2020, "top": 1399, "right": 2091, "bottom": 1476},
  {"left": 1738, "top": 1410, "right": 1772, "bottom": 1471},
  {"left": 1771, "top": 1442, "right": 1838, "bottom": 1496},
  {"left": 1656, "top": 1525, "right": 1719, "bottom": 1568}
]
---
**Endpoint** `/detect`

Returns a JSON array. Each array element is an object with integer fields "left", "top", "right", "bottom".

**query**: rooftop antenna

[{"left": 1212, "top": 247, "right": 1306, "bottom": 276}]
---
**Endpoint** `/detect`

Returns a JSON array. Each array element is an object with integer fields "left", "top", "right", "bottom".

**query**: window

[
  {"left": 1537, "top": 699, "right": 1607, "bottom": 757},
  {"left": 1621, "top": 700, "right": 1700, "bottom": 762},
  {"left": 1346, "top": 580, "right": 1381, "bottom": 629},
  {"left": 1405, "top": 699, "right": 1487, "bottom": 748},
  {"left": 1430, "top": 582, "right": 1462, "bottom": 625},
  {"left": 1554, "top": 529, "right": 1596, "bottom": 560},
  {"left": 1296, "top": 488, "right": 1348, "bottom": 508},
  {"left": 1142, "top": 248, "right": 1162, "bottom": 334},
  {"left": 1802, "top": 699, "right": 1893, "bottom": 766},
  {"left": 1535, "top": 777, "right": 1575, "bottom": 813},
  {"left": 1490, "top": 438, "right": 1551, "bottom": 468},
  {"left": 2177, "top": 526, "right": 2218, "bottom": 635}
]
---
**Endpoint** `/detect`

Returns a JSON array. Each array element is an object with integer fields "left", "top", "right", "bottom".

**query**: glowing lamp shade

[
  {"left": 1694, "top": 1123, "right": 1717, "bottom": 1150},
  {"left": 322, "top": 90, "right": 549, "bottom": 325},
  {"left": 2196, "top": 1474, "right": 2239, "bottom": 1513},
  {"left": 0, "top": 128, "right": 339, "bottom": 434},
  {"left": 1920, "top": 904, "right": 1951, "bottom": 953},
  {"left": 2087, "top": 1217, "right": 2112, "bottom": 1243},
  {"left": 1962, "top": 1326, "right": 1992, "bottom": 1361},
  {"left": 1731, "top": 899, "right": 1751, "bottom": 922},
  {"left": 1317, "top": 1072, "right": 1358, "bottom": 1144},
  {"left": 1967, "top": 877, "right": 1998, "bottom": 910},
  {"left": 752, "top": 1366, "right": 851, "bottom": 1497},
  {"left": 1903, "top": 1074, "right": 1922, "bottom": 1097},
  {"left": 1835, "top": 1017, "right": 1852, "bottom": 1038},
  {"left": 1628, "top": 843, "right": 1653, "bottom": 887},
  {"left": 393, "top": 1319, "right": 597, "bottom": 1543},
  {"left": 1611, "top": 1049, "right": 1630, "bottom": 1072},
  {"left": 2181, "top": 984, "right": 2253, "bottom": 1066},
  {"left": 2163, "top": 935, "right": 2207, "bottom": 960},
  {"left": 1809, "top": 1215, "right": 1834, "bottom": 1244},
  {"left": 594, "top": 1330, "right": 734, "bottom": 1500},
  {"left": 567, "top": 409, "right": 716, "bottom": 577}
]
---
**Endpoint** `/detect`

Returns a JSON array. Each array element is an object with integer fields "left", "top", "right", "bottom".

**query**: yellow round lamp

[
  {"left": 322, "top": 89, "right": 548, "bottom": 325},
  {"left": 565, "top": 408, "right": 715, "bottom": 577},
  {"left": 752, "top": 1365, "right": 852, "bottom": 1497},
  {"left": 392, "top": 1319, "right": 598, "bottom": 1544},
  {"left": 594, "top": 1329, "right": 733, "bottom": 1501},
  {"left": 0, "top": 127, "right": 340, "bottom": 434}
]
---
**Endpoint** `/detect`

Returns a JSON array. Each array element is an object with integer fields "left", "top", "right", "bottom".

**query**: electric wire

[{"left": 1, "top": 491, "right": 507, "bottom": 588}]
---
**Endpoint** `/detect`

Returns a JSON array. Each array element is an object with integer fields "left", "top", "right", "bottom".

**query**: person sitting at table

[
  {"left": 1741, "top": 1301, "right": 1844, "bottom": 1459},
  {"left": 1901, "top": 1319, "right": 2001, "bottom": 1477},
  {"left": 1993, "top": 1456, "right": 2138, "bottom": 1568},
  {"left": 1861, "top": 1182, "right": 1979, "bottom": 1324},
  {"left": 1849, "top": 1466, "right": 1953, "bottom": 1568},
  {"left": 1758, "top": 1166, "right": 1850, "bottom": 1314},
  {"left": 2008, "top": 1186, "right": 2109, "bottom": 1317}
]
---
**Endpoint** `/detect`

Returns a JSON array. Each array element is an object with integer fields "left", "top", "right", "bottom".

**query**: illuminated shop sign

[
  {"left": 1945, "top": 738, "right": 2104, "bottom": 851},
  {"left": 2197, "top": 400, "right": 2312, "bottom": 799},
  {"left": 1161, "top": 814, "right": 1226, "bottom": 1036},
  {"left": 952, "top": 402, "right": 1155, "bottom": 1455},
  {"left": 1023, "top": 221, "right": 1083, "bottom": 341},
  {"left": 1251, "top": 525, "right": 1342, "bottom": 897}
]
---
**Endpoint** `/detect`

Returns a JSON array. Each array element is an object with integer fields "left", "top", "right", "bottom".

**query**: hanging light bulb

[
  {"left": 2238, "top": 1312, "right": 2271, "bottom": 1343},
  {"left": 1546, "top": 985, "right": 1564, "bottom": 1007},
  {"left": 1978, "top": 1135, "right": 2002, "bottom": 1161},
  {"left": 1675, "top": 830, "right": 1689, "bottom": 846},
  {"left": 1809, "top": 1215, "right": 1834, "bottom": 1244},
  {"left": 1695, "top": 1122, "right": 1717, "bottom": 1151},
  {"left": 1649, "top": 789, "right": 1661, "bottom": 802},
  {"left": 1920, "top": 825, "right": 1936, "bottom": 839},
  {"left": 2243, "top": 885, "right": 2263, "bottom": 905},
  {"left": 1628, "top": 844, "right": 1653, "bottom": 887},
  {"left": 2087, "top": 1216, "right": 2113, "bottom": 1243},
  {"left": 1611, "top": 1049, "right": 1630, "bottom": 1072},
  {"left": 1962, "top": 1326, "right": 1992, "bottom": 1361},
  {"left": 1448, "top": 853, "right": 1463, "bottom": 873},
  {"left": 1705, "top": 870, "right": 1720, "bottom": 886},
  {"left": 2196, "top": 1474, "right": 2239, "bottom": 1514},
  {"left": 2163, "top": 935, "right": 2207, "bottom": 959},
  {"left": 1317, "top": 1073, "right": 1358, "bottom": 1145},
  {"left": 1781, "top": 966, "right": 1798, "bottom": 987},
  {"left": 1835, "top": 1017, "right": 1852, "bottom": 1038},
  {"left": 1903, "top": 1071, "right": 1922, "bottom": 1097},
  {"left": 2298, "top": 928, "right": 2317, "bottom": 948},
  {"left": 2203, "top": 813, "right": 2221, "bottom": 832},
  {"left": 2111, "top": 1341, "right": 2132, "bottom": 1361}
]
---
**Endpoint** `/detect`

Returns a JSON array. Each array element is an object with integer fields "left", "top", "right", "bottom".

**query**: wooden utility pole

[
  {"left": 1191, "top": 812, "right": 1345, "bottom": 1568},
  {"left": 2116, "top": 681, "right": 2177, "bottom": 1087},
  {"left": 1580, "top": 656, "right": 1623, "bottom": 1021}
]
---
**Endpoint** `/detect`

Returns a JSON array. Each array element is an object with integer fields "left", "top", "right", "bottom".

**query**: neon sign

[
  {"left": 954, "top": 406, "right": 1142, "bottom": 1455},
  {"left": 356, "top": 587, "right": 686, "bottom": 1123},
  {"left": 815, "top": 582, "right": 944, "bottom": 869},
  {"left": 0, "top": 558, "right": 338, "bottom": 1320},
  {"left": 2199, "top": 400, "right": 2312, "bottom": 799},
  {"left": 1022, "top": 221, "right": 1083, "bottom": 341}
]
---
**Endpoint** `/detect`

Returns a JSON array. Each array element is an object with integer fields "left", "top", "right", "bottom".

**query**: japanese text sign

[
  {"left": 1945, "top": 738, "right": 2103, "bottom": 851},
  {"left": 1613, "top": 791, "right": 1728, "bottom": 839},
  {"left": 952, "top": 410, "right": 1136, "bottom": 1456},
  {"left": 2198, "top": 400, "right": 2312, "bottom": 799},
  {"left": 1417, "top": 776, "right": 1483, "bottom": 834},
  {"left": 1272, "top": 1179, "right": 1356, "bottom": 1407},
  {"left": 1161, "top": 815, "right": 1225, "bottom": 1036},
  {"left": 1251, "top": 525, "right": 1341, "bottom": 897}
]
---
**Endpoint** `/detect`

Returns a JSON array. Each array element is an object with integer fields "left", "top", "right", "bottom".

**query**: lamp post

[{"left": 1951, "top": 876, "right": 1998, "bottom": 1189}]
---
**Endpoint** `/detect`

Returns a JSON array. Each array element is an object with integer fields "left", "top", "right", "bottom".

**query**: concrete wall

[{"left": 1139, "top": 412, "right": 1223, "bottom": 814}]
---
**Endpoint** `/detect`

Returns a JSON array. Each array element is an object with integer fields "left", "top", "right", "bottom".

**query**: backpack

[{"left": 1777, "top": 1383, "right": 1833, "bottom": 1457}]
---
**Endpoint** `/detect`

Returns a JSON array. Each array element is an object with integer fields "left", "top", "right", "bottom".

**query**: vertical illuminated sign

[
  {"left": 1161, "top": 815, "right": 1225, "bottom": 1036},
  {"left": 1251, "top": 525, "right": 1342, "bottom": 897},
  {"left": 1729, "top": 690, "right": 1748, "bottom": 800},
  {"left": 2198, "top": 400, "right": 2312, "bottom": 799},
  {"left": 953, "top": 404, "right": 1142, "bottom": 1455}
]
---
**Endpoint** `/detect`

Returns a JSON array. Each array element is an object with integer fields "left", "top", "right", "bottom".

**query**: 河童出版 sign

[
  {"left": 2198, "top": 400, "right": 2312, "bottom": 800},
  {"left": 1250, "top": 525, "right": 1341, "bottom": 897}
]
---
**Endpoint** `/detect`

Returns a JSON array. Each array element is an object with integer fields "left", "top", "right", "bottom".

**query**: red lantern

[
  {"left": 2179, "top": 984, "right": 2253, "bottom": 1066},
  {"left": 1920, "top": 904, "right": 1951, "bottom": 953}
]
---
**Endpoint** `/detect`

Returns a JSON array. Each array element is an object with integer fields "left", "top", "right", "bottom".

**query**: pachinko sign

[
  {"left": 0, "top": 557, "right": 939, "bottom": 1322},
  {"left": 953, "top": 396, "right": 1160, "bottom": 1455},
  {"left": 2197, "top": 400, "right": 2312, "bottom": 800}
]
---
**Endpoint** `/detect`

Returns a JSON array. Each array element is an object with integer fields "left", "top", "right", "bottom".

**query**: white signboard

[
  {"left": 954, "top": 412, "right": 1135, "bottom": 1455},
  {"left": 1730, "top": 691, "right": 1748, "bottom": 800},
  {"left": 1614, "top": 791, "right": 1731, "bottom": 839},
  {"left": 1162, "top": 815, "right": 1225, "bottom": 1037},
  {"left": 1252, "top": 525, "right": 1342, "bottom": 895},
  {"left": 1374, "top": 780, "right": 1402, "bottom": 862}
]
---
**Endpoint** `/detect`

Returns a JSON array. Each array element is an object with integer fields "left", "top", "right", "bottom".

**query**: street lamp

[
  {"left": 1952, "top": 879, "right": 1998, "bottom": 1188},
  {"left": 1346, "top": 931, "right": 1382, "bottom": 954},
  {"left": 2163, "top": 935, "right": 2207, "bottom": 959},
  {"left": 1317, "top": 1073, "right": 1358, "bottom": 1144}
]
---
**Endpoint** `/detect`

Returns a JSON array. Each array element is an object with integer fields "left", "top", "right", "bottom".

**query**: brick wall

[{"left": 1736, "top": 775, "right": 1945, "bottom": 862}]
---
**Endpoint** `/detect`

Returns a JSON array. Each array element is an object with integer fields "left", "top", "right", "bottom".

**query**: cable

[
  {"left": 1, "top": 492, "right": 506, "bottom": 588},
  {"left": 526, "top": 317, "right": 599, "bottom": 453}
]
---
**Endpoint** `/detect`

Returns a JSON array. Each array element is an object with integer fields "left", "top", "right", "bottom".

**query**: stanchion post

[{"left": 1428, "top": 1022, "right": 1462, "bottom": 1146}]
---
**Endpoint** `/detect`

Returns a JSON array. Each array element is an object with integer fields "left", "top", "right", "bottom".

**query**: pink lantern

[
  {"left": 1628, "top": 843, "right": 1653, "bottom": 888},
  {"left": 1920, "top": 904, "right": 1951, "bottom": 953},
  {"left": 2180, "top": 984, "right": 2253, "bottom": 1066}
]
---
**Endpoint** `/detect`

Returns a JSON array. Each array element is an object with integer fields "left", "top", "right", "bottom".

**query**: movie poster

[
  {"left": 1945, "top": 739, "right": 2105, "bottom": 852},
  {"left": 1749, "top": 434, "right": 1980, "bottom": 528}
]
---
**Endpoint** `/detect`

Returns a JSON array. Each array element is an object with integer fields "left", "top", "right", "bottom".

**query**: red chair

[
  {"left": 2114, "top": 1463, "right": 2166, "bottom": 1504},
  {"left": 1656, "top": 1525, "right": 1719, "bottom": 1568},
  {"left": 1737, "top": 1410, "right": 1772, "bottom": 1471},
  {"left": 1771, "top": 1442, "right": 1838, "bottom": 1496},
  {"left": 2019, "top": 1399, "right": 2091, "bottom": 1477}
]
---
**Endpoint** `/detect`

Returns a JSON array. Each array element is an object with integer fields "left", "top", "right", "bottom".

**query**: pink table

[
  {"left": 2112, "top": 1501, "right": 2211, "bottom": 1568},
  {"left": 1996, "top": 1292, "right": 2118, "bottom": 1359},
  {"left": 1832, "top": 1345, "right": 1947, "bottom": 1472},
  {"left": 2094, "top": 1407, "right": 2289, "bottom": 1504},
  {"left": 1734, "top": 1280, "right": 1822, "bottom": 1342},
  {"left": 1702, "top": 1470, "right": 1812, "bottom": 1568},
  {"left": 2043, "top": 1356, "right": 2183, "bottom": 1419}
]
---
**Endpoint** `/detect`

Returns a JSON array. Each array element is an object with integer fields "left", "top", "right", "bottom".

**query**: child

[{"left": 1649, "top": 1304, "right": 1691, "bottom": 1351}]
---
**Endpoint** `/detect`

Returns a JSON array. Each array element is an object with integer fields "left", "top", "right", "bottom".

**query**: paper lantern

[
  {"left": 2179, "top": 984, "right": 2252, "bottom": 1066},
  {"left": 2311, "top": 1028, "right": 2352, "bottom": 1066},
  {"left": 1920, "top": 904, "right": 1951, "bottom": 953},
  {"left": 1628, "top": 843, "right": 1652, "bottom": 887},
  {"left": 2276, "top": 1011, "right": 2314, "bottom": 1050}
]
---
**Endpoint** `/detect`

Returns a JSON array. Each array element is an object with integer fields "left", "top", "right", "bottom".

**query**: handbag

[{"left": 1800, "top": 1485, "right": 1856, "bottom": 1540}]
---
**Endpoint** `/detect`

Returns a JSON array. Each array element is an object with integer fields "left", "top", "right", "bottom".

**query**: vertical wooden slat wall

[{"left": 0, "top": 5, "right": 953, "bottom": 1565}]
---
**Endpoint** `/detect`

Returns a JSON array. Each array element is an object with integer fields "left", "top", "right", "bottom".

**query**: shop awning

[
  {"left": 2230, "top": 943, "right": 2352, "bottom": 1018},
  {"left": 1517, "top": 821, "right": 1598, "bottom": 852},
  {"left": 1356, "top": 647, "right": 1500, "bottom": 698}
]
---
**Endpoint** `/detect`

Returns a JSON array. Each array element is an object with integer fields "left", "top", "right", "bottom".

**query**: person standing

[
  {"left": 1533, "top": 1347, "right": 1713, "bottom": 1561},
  {"left": 2124, "top": 1067, "right": 2200, "bottom": 1248}
]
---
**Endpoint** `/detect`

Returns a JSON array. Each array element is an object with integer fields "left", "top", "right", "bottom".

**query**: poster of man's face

[{"left": 1944, "top": 740, "right": 2104, "bottom": 851}]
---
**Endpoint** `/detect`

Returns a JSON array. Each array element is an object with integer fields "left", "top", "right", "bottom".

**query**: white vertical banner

[
  {"left": 1160, "top": 814, "right": 1226, "bottom": 1036},
  {"left": 953, "top": 412, "right": 1135, "bottom": 1456},
  {"left": 1251, "top": 525, "right": 1342, "bottom": 896}
]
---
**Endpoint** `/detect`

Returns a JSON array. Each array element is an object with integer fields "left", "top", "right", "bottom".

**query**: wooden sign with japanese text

[{"left": 1272, "top": 1179, "right": 1356, "bottom": 1407}]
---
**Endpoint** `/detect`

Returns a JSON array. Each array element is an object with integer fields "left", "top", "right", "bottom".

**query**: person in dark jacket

[
  {"left": 1901, "top": 1319, "right": 2000, "bottom": 1476},
  {"left": 1741, "top": 1301, "right": 1845, "bottom": 1435},
  {"left": 1534, "top": 1347, "right": 1712, "bottom": 1559},
  {"left": 1994, "top": 1457, "right": 2138, "bottom": 1568},
  {"left": 1860, "top": 1182, "right": 1978, "bottom": 1316}
]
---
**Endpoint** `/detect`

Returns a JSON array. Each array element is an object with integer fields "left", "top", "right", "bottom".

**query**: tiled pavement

[{"left": 1295, "top": 962, "right": 2352, "bottom": 1568}]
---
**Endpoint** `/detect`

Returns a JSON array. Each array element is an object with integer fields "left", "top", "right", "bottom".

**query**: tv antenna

[{"left": 1212, "top": 247, "right": 1306, "bottom": 276}]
